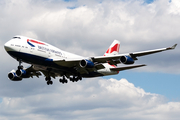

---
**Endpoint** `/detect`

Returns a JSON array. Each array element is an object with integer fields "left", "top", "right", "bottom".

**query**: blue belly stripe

[{"left": 7, "top": 51, "right": 104, "bottom": 77}]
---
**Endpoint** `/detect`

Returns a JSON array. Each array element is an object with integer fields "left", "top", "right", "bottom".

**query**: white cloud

[
  {"left": 168, "top": 0, "right": 180, "bottom": 15},
  {"left": 0, "top": 78, "right": 180, "bottom": 120},
  {"left": 0, "top": 0, "right": 180, "bottom": 119},
  {"left": 1, "top": 0, "right": 177, "bottom": 65}
]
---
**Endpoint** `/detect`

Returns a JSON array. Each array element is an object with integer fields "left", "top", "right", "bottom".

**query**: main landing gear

[
  {"left": 45, "top": 73, "right": 82, "bottom": 85},
  {"left": 45, "top": 69, "right": 53, "bottom": 85},
  {"left": 59, "top": 75, "right": 82, "bottom": 84},
  {"left": 59, "top": 76, "right": 68, "bottom": 84},
  {"left": 69, "top": 75, "right": 82, "bottom": 82},
  {"left": 45, "top": 76, "right": 53, "bottom": 85}
]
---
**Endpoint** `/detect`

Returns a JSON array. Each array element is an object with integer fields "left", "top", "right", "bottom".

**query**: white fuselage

[{"left": 4, "top": 36, "right": 118, "bottom": 77}]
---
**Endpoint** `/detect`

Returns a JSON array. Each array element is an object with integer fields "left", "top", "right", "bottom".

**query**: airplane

[{"left": 4, "top": 35, "right": 177, "bottom": 85}]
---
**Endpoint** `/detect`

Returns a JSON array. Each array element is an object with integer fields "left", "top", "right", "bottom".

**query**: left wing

[
  {"left": 53, "top": 44, "right": 177, "bottom": 69},
  {"left": 129, "top": 44, "right": 177, "bottom": 58},
  {"left": 92, "top": 44, "right": 177, "bottom": 63}
]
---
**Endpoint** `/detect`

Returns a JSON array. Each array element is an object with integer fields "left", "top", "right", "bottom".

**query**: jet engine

[
  {"left": 8, "top": 71, "right": 22, "bottom": 81},
  {"left": 16, "top": 69, "right": 30, "bottom": 78},
  {"left": 120, "top": 56, "right": 134, "bottom": 64},
  {"left": 80, "top": 59, "right": 94, "bottom": 68}
]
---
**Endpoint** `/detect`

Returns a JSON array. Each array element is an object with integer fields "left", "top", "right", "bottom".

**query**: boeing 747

[{"left": 4, "top": 36, "right": 177, "bottom": 85}]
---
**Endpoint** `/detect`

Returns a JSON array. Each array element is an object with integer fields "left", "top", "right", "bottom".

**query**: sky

[{"left": 0, "top": 0, "right": 180, "bottom": 119}]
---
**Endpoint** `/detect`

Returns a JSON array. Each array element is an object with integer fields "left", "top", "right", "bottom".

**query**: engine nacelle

[
  {"left": 120, "top": 56, "right": 134, "bottom": 64},
  {"left": 80, "top": 59, "right": 94, "bottom": 68},
  {"left": 8, "top": 72, "right": 22, "bottom": 81},
  {"left": 16, "top": 69, "right": 30, "bottom": 78}
]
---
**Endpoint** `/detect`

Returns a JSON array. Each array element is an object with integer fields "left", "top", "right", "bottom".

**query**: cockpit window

[{"left": 13, "top": 37, "right": 21, "bottom": 39}]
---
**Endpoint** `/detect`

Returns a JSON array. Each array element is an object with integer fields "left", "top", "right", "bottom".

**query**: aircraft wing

[
  {"left": 25, "top": 65, "right": 64, "bottom": 79},
  {"left": 92, "top": 44, "right": 177, "bottom": 62},
  {"left": 53, "top": 44, "right": 177, "bottom": 68},
  {"left": 129, "top": 44, "right": 177, "bottom": 57},
  {"left": 23, "top": 65, "right": 42, "bottom": 78},
  {"left": 54, "top": 59, "right": 105, "bottom": 69},
  {"left": 53, "top": 59, "right": 80, "bottom": 68}
]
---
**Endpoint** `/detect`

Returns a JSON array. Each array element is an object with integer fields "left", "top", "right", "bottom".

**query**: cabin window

[
  {"left": 15, "top": 45, "right": 21, "bottom": 47},
  {"left": 13, "top": 37, "right": 21, "bottom": 39}
]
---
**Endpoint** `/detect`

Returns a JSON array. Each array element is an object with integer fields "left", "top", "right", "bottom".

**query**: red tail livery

[{"left": 104, "top": 40, "right": 120, "bottom": 56}]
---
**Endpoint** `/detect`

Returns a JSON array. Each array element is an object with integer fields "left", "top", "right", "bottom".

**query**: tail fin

[{"left": 104, "top": 40, "right": 120, "bottom": 56}]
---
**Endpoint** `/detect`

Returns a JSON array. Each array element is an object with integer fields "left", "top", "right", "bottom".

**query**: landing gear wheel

[
  {"left": 47, "top": 80, "right": 53, "bottom": 85},
  {"left": 70, "top": 75, "right": 81, "bottom": 82},
  {"left": 47, "top": 81, "right": 50, "bottom": 85},
  {"left": 65, "top": 79, "right": 68, "bottom": 83},
  {"left": 77, "top": 73, "right": 82, "bottom": 81},
  {"left": 45, "top": 76, "right": 51, "bottom": 81},
  {"left": 50, "top": 81, "right": 53, "bottom": 84},
  {"left": 59, "top": 76, "right": 68, "bottom": 84},
  {"left": 79, "top": 76, "right": 82, "bottom": 80},
  {"left": 70, "top": 77, "right": 74, "bottom": 82},
  {"left": 45, "top": 76, "right": 53, "bottom": 85}
]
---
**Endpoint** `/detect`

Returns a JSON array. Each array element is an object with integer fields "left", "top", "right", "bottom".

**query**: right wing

[{"left": 92, "top": 44, "right": 177, "bottom": 63}]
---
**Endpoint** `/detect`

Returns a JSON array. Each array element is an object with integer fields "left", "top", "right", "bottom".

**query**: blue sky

[
  {"left": 105, "top": 71, "right": 180, "bottom": 101},
  {"left": 0, "top": 0, "right": 180, "bottom": 119},
  {"left": 144, "top": 0, "right": 154, "bottom": 4}
]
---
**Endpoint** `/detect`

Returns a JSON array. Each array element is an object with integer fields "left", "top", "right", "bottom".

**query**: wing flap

[
  {"left": 95, "top": 64, "right": 105, "bottom": 69},
  {"left": 110, "top": 64, "right": 146, "bottom": 71},
  {"left": 92, "top": 55, "right": 121, "bottom": 63},
  {"left": 53, "top": 59, "right": 80, "bottom": 68},
  {"left": 25, "top": 65, "right": 42, "bottom": 78}
]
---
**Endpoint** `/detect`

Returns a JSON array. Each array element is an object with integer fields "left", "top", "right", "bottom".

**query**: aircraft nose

[{"left": 4, "top": 41, "right": 11, "bottom": 52}]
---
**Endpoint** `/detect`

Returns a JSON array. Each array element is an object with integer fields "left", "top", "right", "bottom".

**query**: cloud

[
  {"left": 0, "top": 0, "right": 180, "bottom": 119},
  {"left": 168, "top": 0, "right": 180, "bottom": 15},
  {"left": 0, "top": 78, "right": 180, "bottom": 120},
  {"left": 1, "top": 0, "right": 179, "bottom": 74}
]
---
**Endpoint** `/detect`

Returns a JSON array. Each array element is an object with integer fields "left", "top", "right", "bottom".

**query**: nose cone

[
  {"left": 4, "top": 42, "right": 9, "bottom": 51},
  {"left": 4, "top": 41, "right": 12, "bottom": 52}
]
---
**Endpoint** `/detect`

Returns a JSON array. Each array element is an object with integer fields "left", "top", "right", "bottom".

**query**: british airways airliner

[{"left": 4, "top": 35, "right": 177, "bottom": 85}]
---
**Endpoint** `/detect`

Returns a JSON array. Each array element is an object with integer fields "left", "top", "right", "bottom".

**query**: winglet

[
  {"left": 167, "top": 44, "right": 177, "bottom": 50},
  {"left": 171, "top": 44, "right": 177, "bottom": 49}
]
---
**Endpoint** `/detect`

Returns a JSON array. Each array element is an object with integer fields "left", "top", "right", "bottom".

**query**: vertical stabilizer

[{"left": 104, "top": 40, "right": 120, "bottom": 56}]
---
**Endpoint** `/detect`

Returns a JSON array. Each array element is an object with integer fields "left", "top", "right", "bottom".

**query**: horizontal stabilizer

[{"left": 110, "top": 64, "right": 146, "bottom": 71}]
